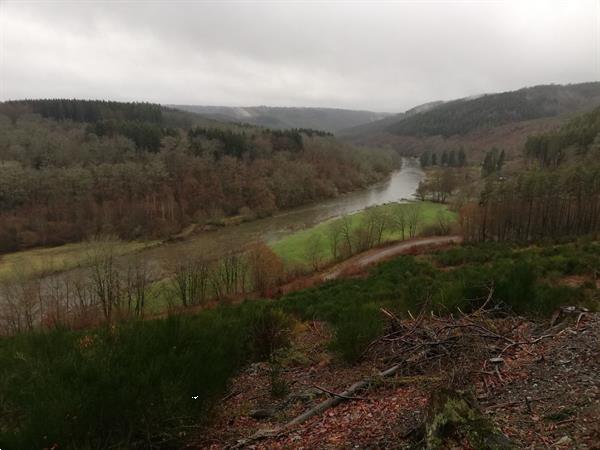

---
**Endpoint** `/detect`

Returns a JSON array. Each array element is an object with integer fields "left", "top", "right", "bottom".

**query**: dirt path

[
  {"left": 321, "top": 235, "right": 462, "bottom": 281},
  {"left": 278, "top": 235, "right": 461, "bottom": 296}
]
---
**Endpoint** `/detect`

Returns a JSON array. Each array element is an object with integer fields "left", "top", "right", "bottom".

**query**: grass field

[
  {"left": 270, "top": 201, "right": 456, "bottom": 268},
  {"left": 0, "top": 240, "right": 157, "bottom": 281}
]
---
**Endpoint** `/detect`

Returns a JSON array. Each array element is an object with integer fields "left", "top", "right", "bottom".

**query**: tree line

[
  {"left": 419, "top": 148, "right": 467, "bottom": 168},
  {"left": 1, "top": 99, "right": 164, "bottom": 124}
]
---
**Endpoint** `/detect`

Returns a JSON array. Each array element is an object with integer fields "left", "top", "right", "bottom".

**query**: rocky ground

[{"left": 188, "top": 310, "right": 599, "bottom": 449}]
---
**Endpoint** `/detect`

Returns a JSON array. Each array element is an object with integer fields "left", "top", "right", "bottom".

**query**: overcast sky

[{"left": 0, "top": 1, "right": 598, "bottom": 112}]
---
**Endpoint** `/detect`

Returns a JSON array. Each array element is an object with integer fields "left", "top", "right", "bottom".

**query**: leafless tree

[
  {"left": 326, "top": 220, "right": 344, "bottom": 261},
  {"left": 407, "top": 203, "right": 423, "bottom": 238},
  {"left": 86, "top": 235, "right": 122, "bottom": 323},
  {"left": 340, "top": 215, "right": 354, "bottom": 257},
  {"left": 305, "top": 234, "right": 323, "bottom": 271},
  {"left": 172, "top": 255, "right": 210, "bottom": 307},
  {"left": 124, "top": 256, "right": 154, "bottom": 315}
]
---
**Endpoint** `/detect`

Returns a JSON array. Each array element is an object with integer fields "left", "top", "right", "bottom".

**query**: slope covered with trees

[
  {"left": 0, "top": 100, "right": 398, "bottom": 253},
  {"left": 461, "top": 107, "right": 600, "bottom": 242},
  {"left": 388, "top": 83, "right": 600, "bottom": 137}
]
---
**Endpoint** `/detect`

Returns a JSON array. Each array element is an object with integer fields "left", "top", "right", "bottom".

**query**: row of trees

[
  {"left": 304, "top": 203, "right": 450, "bottom": 271},
  {"left": 419, "top": 149, "right": 467, "bottom": 168},
  {"left": 461, "top": 165, "right": 600, "bottom": 242},
  {"left": 0, "top": 238, "right": 286, "bottom": 334},
  {"left": 0, "top": 99, "right": 164, "bottom": 125}
]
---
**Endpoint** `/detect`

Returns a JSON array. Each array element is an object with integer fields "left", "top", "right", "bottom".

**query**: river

[{"left": 141, "top": 157, "right": 425, "bottom": 267}]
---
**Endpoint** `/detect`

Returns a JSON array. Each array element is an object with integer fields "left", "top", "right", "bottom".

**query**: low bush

[
  {"left": 247, "top": 303, "right": 293, "bottom": 359},
  {"left": 329, "top": 302, "right": 383, "bottom": 364}
]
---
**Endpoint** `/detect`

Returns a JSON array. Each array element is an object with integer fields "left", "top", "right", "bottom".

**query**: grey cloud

[{"left": 0, "top": 0, "right": 598, "bottom": 111}]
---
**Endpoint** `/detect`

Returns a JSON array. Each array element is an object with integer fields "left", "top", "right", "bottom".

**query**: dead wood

[{"left": 230, "top": 363, "right": 403, "bottom": 448}]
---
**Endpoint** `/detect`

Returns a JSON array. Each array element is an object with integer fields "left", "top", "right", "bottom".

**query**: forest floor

[{"left": 189, "top": 310, "right": 599, "bottom": 449}]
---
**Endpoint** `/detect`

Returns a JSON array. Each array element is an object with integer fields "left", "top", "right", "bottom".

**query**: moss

[{"left": 424, "top": 389, "right": 513, "bottom": 450}]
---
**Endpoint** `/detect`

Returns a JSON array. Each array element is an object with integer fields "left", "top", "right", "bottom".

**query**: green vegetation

[
  {"left": 279, "top": 241, "right": 598, "bottom": 362},
  {"left": 1, "top": 240, "right": 597, "bottom": 448},
  {"left": 271, "top": 201, "right": 456, "bottom": 268},
  {"left": 0, "top": 301, "right": 292, "bottom": 450},
  {"left": 387, "top": 82, "right": 600, "bottom": 137}
]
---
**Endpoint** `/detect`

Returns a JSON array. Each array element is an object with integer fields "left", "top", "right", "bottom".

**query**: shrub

[
  {"left": 329, "top": 302, "right": 382, "bottom": 364},
  {"left": 247, "top": 303, "right": 293, "bottom": 360},
  {"left": 0, "top": 303, "right": 291, "bottom": 449}
]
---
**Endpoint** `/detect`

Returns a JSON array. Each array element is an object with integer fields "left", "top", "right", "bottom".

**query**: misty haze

[{"left": 0, "top": 1, "right": 599, "bottom": 449}]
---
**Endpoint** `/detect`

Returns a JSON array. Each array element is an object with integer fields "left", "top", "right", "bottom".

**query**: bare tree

[
  {"left": 247, "top": 242, "right": 284, "bottom": 296},
  {"left": 326, "top": 220, "right": 344, "bottom": 261},
  {"left": 211, "top": 251, "right": 247, "bottom": 300},
  {"left": 86, "top": 235, "right": 122, "bottom": 323},
  {"left": 407, "top": 203, "right": 423, "bottom": 238},
  {"left": 0, "top": 267, "right": 37, "bottom": 334},
  {"left": 394, "top": 205, "right": 408, "bottom": 240},
  {"left": 339, "top": 215, "right": 354, "bottom": 257},
  {"left": 305, "top": 234, "right": 323, "bottom": 271},
  {"left": 437, "top": 210, "right": 452, "bottom": 235},
  {"left": 124, "top": 256, "right": 154, "bottom": 316}
]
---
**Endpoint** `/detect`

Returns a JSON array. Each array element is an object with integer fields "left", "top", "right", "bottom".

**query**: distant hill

[
  {"left": 169, "top": 105, "right": 391, "bottom": 132},
  {"left": 340, "top": 82, "right": 600, "bottom": 161},
  {"left": 338, "top": 100, "right": 443, "bottom": 139}
]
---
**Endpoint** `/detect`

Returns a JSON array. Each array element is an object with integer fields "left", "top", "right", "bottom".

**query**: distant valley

[{"left": 169, "top": 105, "right": 391, "bottom": 132}]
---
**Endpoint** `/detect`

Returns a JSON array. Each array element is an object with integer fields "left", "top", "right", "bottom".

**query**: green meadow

[{"left": 270, "top": 201, "right": 456, "bottom": 268}]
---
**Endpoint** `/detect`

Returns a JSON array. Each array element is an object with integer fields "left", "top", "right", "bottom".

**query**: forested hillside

[
  {"left": 461, "top": 106, "right": 600, "bottom": 241},
  {"left": 388, "top": 83, "right": 600, "bottom": 137},
  {"left": 171, "top": 105, "right": 390, "bottom": 132},
  {"left": 340, "top": 82, "right": 600, "bottom": 161},
  {"left": 0, "top": 100, "right": 398, "bottom": 252}
]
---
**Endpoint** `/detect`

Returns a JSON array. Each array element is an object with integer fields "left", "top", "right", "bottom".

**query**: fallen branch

[
  {"left": 313, "top": 384, "right": 366, "bottom": 401},
  {"left": 231, "top": 363, "right": 403, "bottom": 448}
]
